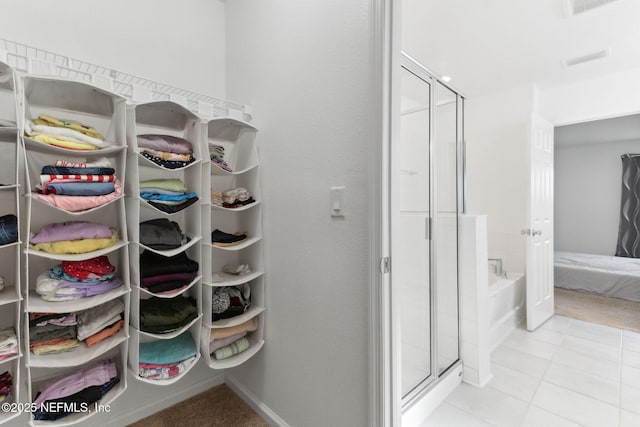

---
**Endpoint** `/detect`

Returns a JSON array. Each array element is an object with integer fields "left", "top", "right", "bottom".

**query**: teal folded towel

[
  {"left": 213, "top": 337, "right": 250, "bottom": 360},
  {"left": 139, "top": 332, "right": 197, "bottom": 365}
]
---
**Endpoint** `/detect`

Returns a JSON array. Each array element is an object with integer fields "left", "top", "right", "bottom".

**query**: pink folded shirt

[{"left": 33, "top": 180, "right": 123, "bottom": 213}]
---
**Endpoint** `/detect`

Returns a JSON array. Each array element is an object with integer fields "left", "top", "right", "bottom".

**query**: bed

[{"left": 554, "top": 251, "right": 640, "bottom": 302}]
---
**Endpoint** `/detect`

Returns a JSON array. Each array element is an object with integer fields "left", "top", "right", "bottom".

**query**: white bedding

[{"left": 554, "top": 251, "right": 640, "bottom": 302}]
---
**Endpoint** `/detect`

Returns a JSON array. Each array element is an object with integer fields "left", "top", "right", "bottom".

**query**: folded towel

[
  {"left": 139, "top": 333, "right": 197, "bottom": 365},
  {"left": 213, "top": 337, "right": 250, "bottom": 360},
  {"left": 210, "top": 317, "right": 259, "bottom": 341}
]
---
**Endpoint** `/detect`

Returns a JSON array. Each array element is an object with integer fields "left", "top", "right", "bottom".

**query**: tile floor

[{"left": 423, "top": 315, "right": 640, "bottom": 427}]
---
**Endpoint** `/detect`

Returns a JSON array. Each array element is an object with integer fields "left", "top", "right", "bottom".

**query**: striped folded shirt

[{"left": 40, "top": 174, "right": 116, "bottom": 184}]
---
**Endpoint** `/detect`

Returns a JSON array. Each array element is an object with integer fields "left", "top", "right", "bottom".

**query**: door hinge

[{"left": 380, "top": 257, "right": 390, "bottom": 274}]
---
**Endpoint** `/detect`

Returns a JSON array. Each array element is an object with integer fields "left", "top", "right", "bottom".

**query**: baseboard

[
  {"left": 402, "top": 363, "right": 463, "bottom": 426},
  {"left": 225, "top": 374, "right": 290, "bottom": 427},
  {"left": 104, "top": 371, "right": 225, "bottom": 427},
  {"left": 463, "top": 372, "right": 493, "bottom": 388}
]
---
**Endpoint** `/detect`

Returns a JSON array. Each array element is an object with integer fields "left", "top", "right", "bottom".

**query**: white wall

[
  {"left": 224, "top": 1, "right": 373, "bottom": 426},
  {"left": 0, "top": 0, "right": 226, "bottom": 99},
  {"left": 540, "top": 67, "right": 640, "bottom": 126},
  {"left": 555, "top": 140, "right": 637, "bottom": 255},
  {"left": 465, "top": 84, "right": 535, "bottom": 273}
]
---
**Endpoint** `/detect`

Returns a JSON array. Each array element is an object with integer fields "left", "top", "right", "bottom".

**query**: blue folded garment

[
  {"left": 137, "top": 187, "right": 185, "bottom": 196},
  {"left": 139, "top": 332, "right": 197, "bottom": 365},
  {"left": 47, "top": 182, "right": 115, "bottom": 196},
  {"left": 140, "top": 192, "right": 198, "bottom": 201}
]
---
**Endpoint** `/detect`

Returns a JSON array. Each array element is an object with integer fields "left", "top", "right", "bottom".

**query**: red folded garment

[{"left": 62, "top": 256, "right": 115, "bottom": 280}]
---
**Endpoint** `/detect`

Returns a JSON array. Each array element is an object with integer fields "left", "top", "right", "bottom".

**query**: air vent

[
  {"left": 565, "top": 0, "right": 620, "bottom": 16},
  {"left": 565, "top": 48, "right": 610, "bottom": 67}
]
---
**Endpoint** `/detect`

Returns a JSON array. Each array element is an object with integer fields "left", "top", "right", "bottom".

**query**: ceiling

[{"left": 402, "top": 0, "right": 640, "bottom": 97}]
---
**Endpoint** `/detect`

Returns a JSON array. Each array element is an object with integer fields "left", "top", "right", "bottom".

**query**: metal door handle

[
  {"left": 532, "top": 229, "right": 542, "bottom": 236},
  {"left": 521, "top": 228, "right": 530, "bottom": 236}
]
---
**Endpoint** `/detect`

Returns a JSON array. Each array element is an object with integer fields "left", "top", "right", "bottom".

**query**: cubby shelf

[
  {"left": 0, "top": 60, "right": 22, "bottom": 426},
  {"left": 201, "top": 117, "right": 264, "bottom": 369},
  {"left": 20, "top": 76, "right": 130, "bottom": 426},
  {"left": 125, "top": 101, "right": 204, "bottom": 385}
]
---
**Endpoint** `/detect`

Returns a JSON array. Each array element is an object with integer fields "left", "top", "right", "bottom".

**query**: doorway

[{"left": 553, "top": 114, "right": 640, "bottom": 332}]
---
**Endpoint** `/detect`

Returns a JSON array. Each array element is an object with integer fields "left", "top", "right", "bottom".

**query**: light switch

[{"left": 331, "top": 186, "right": 345, "bottom": 217}]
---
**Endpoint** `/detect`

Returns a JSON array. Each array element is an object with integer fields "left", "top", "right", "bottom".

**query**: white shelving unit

[
  {"left": 20, "top": 76, "right": 130, "bottom": 426},
  {"left": 1, "top": 38, "right": 266, "bottom": 420},
  {"left": 201, "top": 118, "right": 265, "bottom": 369},
  {"left": 125, "top": 101, "right": 203, "bottom": 384},
  {"left": 0, "top": 61, "right": 22, "bottom": 426}
]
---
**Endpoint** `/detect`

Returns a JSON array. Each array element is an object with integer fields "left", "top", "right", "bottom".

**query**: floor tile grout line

[{"left": 516, "top": 320, "right": 567, "bottom": 427}]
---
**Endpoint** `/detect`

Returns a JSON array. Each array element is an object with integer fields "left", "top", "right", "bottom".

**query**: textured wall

[{"left": 225, "top": 1, "right": 373, "bottom": 425}]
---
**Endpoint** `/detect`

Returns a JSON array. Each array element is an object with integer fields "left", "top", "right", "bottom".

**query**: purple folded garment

[
  {"left": 140, "top": 272, "right": 198, "bottom": 287},
  {"left": 57, "top": 278, "right": 124, "bottom": 297},
  {"left": 137, "top": 135, "right": 193, "bottom": 155},
  {"left": 30, "top": 221, "right": 113, "bottom": 244}
]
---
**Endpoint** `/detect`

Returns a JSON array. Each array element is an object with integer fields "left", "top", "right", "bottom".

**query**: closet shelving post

[
  {"left": 125, "top": 101, "right": 204, "bottom": 385},
  {"left": 0, "top": 60, "right": 23, "bottom": 426},
  {"left": 21, "top": 76, "right": 131, "bottom": 426},
  {"left": 202, "top": 118, "right": 265, "bottom": 369}
]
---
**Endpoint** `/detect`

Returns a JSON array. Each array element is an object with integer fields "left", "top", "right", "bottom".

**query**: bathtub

[{"left": 488, "top": 270, "right": 525, "bottom": 351}]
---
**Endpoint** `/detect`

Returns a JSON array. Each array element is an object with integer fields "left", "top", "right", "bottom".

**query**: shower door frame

[
  {"left": 391, "top": 52, "right": 465, "bottom": 411},
  {"left": 394, "top": 54, "right": 438, "bottom": 403}
]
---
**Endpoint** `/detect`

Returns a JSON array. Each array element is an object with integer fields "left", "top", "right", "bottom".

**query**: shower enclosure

[{"left": 392, "top": 53, "right": 464, "bottom": 409}]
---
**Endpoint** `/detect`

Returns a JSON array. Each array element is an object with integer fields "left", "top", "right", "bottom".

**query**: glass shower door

[
  {"left": 397, "top": 66, "right": 432, "bottom": 397},
  {"left": 434, "top": 82, "right": 460, "bottom": 375}
]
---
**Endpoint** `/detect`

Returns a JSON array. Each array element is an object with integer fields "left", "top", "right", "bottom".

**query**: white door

[{"left": 526, "top": 113, "right": 554, "bottom": 331}]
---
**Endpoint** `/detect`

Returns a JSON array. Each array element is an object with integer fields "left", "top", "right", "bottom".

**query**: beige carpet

[
  {"left": 128, "top": 384, "right": 269, "bottom": 427},
  {"left": 555, "top": 288, "right": 640, "bottom": 333}
]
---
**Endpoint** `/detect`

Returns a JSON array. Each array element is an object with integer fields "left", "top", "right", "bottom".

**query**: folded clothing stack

[
  {"left": 138, "top": 332, "right": 198, "bottom": 380},
  {"left": 211, "top": 187, "right": 256, "bottom": 209},
  {"left": 28, "top": 300, "right": 125, "bottom": 356},
  {"left": 77, "top": 299, "right": 125, "bottom": 347},
  {"left": 0, "top": 328, "right": 18, "bottom": 361},
  {"left": 25, "top": 114, "right": 110, "bottom": 151},
  {"left": 137, "top": 134, "right": 196, "bottom": 169},
  {"left": 29, "top": 221, "right": 119, "bottom": 255},
  {"left": 32, "top": 158, "right": 122, "bottom": 212},
  {"left": 140, "top": 178, "right": 199, "bottom": 214},
  {"left": 36, "top": 256, "right": 124, "bottom": 302},
  {"left": 209, "top": 317, "right": 259, "bottom": 360},
  {"left": 211, "top": 229, "right": 248, "bottom": 247},
  {"left": 139, "top": 296, "right": 198, "bottom": 334},
  {"left": 0, "top": 214, "right": 18, "bottom": 246},
  {"left": 140, "top": 218, "right": 189, "bottom": 250},
  {"left": 140, "top": 250, "right": 199, "bottom": 295},
  {"left": 209, "top": 144, "right": 231, "bottom": 172},
  {"left": 33, "top": 359, "right": 120, "bottom": 421},
  {"left": 0, "top": 371, "right": 12, "bottom": 404},
  {"left": 212, "top": 284, "right": 251, "bottom": 322},
  {"left": 29, "top": 314, "right": 78, "bottom": 356}
]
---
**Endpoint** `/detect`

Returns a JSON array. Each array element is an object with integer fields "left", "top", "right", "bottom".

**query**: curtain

[{"left": 616, "top": 154, "right": 640, "bottom": 258}]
